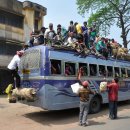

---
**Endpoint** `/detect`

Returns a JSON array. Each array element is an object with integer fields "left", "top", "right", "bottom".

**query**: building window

[
  {"left": 0, "top": 10, "right": 23, "bottom": 29},
  {"left": 34, "top": 19, "right": 39, "bottom": 31},
  {"left": 0, "top": 42, "right": 22, "bottom": 55}
]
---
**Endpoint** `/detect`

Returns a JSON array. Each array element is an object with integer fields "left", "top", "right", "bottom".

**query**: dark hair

[
  {"left": 57, "top": 24, "right": 61, "bottom": 28},
  {"left": 83, "top": 21, "right": 87, "bottom": 25},
  {"left": 70, "top": 21, "right": 73, "bottom": 24},
  {"left": 114, "top": 78, "right": 119, "bottom": 83}
]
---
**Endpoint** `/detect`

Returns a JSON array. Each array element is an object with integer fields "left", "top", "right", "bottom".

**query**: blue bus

[{"left": 19, "top": 45, "right": 130, "bottom": 113}]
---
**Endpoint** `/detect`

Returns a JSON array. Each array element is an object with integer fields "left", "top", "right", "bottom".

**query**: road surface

[{"left": 0, "top": 95, "right": 130, "bottom": 130}]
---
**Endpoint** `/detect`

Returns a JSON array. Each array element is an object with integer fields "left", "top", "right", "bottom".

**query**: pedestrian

[
  {"left": 7, "top": 50, "right": 24, "bottom": 89},
  {"left": 77, "top": 68, "right": 95, "bottom": 126},
  {"left": 107, "top": 77, "right": 119, "bottom": 119}
]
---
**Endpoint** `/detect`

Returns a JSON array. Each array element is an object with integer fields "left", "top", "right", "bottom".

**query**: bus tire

[{"left": 89, "top": 96, "right": 101, "bottom": 114}]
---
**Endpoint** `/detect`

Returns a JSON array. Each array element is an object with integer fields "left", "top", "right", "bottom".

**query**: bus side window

[
  {"left": 114, "top": 67, "right": 120, "bottom": 77},
  {"left": 79, "top": 63, "right": 88, "bottom": 76},
  {"left": 89, "top": 64, "right": 97, "bottom": 76},
  {"left": 99, "top": 65, "right": 106, "bottom": 77},
  {"left": 51, "top": 59, "right": 61, "bottom": 75},
  {"left": 121, "top": 68, "right": 126, "bottom": 78},
  {"left": 107, "top": 66, "right": 113, "bottom": 77},
  {"left": 127, "top": 69, "right": 130, "bottom": 77},
  {"left": 65, "top": 62, "right": 76, "bottom": 76}
]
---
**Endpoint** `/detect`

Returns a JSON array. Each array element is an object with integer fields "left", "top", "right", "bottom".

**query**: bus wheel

[{"left": 89, "top": 96, "right": 101, "bottom": 114}]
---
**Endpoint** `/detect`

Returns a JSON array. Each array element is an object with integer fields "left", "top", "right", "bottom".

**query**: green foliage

[{"left": 76, "top": 0, "right": 130, "bottom": 47}]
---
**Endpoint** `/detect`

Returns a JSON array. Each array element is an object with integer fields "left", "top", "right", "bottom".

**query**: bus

[{"left": 19, "top": 45, "right": 130, "bottom": 113}]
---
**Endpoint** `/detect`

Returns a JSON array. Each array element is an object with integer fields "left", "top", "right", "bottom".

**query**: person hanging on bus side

[
  {"left": 7, "top": 50, "right": 24, "bottom": 89},
  {"left": 107, "top": 78, "right": 119, "bottom": 120},
  {"left": 77, "top": 68, "right": 95, "bottom": 127}
]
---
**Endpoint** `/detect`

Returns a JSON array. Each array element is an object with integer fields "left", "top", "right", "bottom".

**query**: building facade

[{"left": 0, "top": 0, "right": 47, "bottom": 93}]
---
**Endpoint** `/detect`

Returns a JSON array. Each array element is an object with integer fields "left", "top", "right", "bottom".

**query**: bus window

[
  {"left": 79, "top": 63, "right": 88, "bottom": 76},
  {"left": 99, "top": 65, "right": 106, "bottom": 77},
  {"left": 114, "top": 67, "right": 120, "bottom": 77},
  {"left": 121, "top": 68, "right": 126, "bottom": 78},
  {"left": 127, "top": 69, "right": 130, "bottom": 77},
  {"left": 65, "top": 62, "right": 76, "bottom": 76},
  {"left": 107, "top": 66, "right": 113, "bottom": 77},
  {"left": 89, "top": 64, "right": 97, "bottom": 76},
  {"left": 50, "top": 59, "right": 61, "bottom": 74}
]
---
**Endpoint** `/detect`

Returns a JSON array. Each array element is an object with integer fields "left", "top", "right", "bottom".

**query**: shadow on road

[
  {"left": 23, "top": 101, "right": 130, "bottom": 126},
  {"left": 24, "top": 108, "right": 79, "bottom": 126}
]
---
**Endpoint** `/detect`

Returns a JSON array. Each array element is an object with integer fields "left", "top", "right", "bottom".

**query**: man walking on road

[
  {"left": 107, "top": 78, "right": 119, "bottom": 119},
  {"left": 77, "top": 67, "right": 95, "bottom": 126}
]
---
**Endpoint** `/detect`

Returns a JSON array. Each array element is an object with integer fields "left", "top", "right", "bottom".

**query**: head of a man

[
  {"left": 49, "top": 23, "right": 53, "bottom": 30},
  {"left": 114, "top": 78, "right": 119, "bottom": 83},
  {"left": 82, "top": 81, "right": 89, "bottom": 88}
]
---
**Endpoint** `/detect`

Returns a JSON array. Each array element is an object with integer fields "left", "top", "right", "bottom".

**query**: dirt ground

[{"left": 0, "top": 95, "right": 130, "bottom": 130}]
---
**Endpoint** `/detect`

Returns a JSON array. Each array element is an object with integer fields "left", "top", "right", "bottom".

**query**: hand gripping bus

[{"left": 18, "top": 45, "right": 130, "bottom": 113}]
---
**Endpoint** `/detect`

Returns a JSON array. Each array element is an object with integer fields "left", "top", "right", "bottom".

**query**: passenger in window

[
  {"left": 99, "top": 68, "right": 106, "bottom": 77},
  {"left": 65, "top": 64, "right": 74, "bottom": 76},
  {"left": 51, "top": 64, "right": 57, "bottom": 74},
  {"left": 115, "top": 73, "right": 119, "bottom": 77},
  {"left": 51, "top": 62, "right": 61, "bottom": 74},
  {"left": 79, "top": 67, "right": 87, "bottom": 76},
  {"left": 90, "top": 66, "right": 96, "bottom": 76}
]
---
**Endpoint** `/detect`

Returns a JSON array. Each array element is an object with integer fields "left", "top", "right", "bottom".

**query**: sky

[{"left": 19, "top": 0, "right": 130, "bottom": 48}]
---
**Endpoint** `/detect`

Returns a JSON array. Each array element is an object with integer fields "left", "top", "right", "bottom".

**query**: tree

[{"left": 76, "top": 0, "right": 130, "bottom": 48}]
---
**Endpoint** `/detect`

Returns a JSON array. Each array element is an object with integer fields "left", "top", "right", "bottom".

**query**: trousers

[{"left": 79, "top": 101, "right": 89, "bottom": 124}]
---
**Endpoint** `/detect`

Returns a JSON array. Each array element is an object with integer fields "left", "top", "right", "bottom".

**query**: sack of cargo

[
  {"left": 71, "top": 83, "right": 83, "bottom": 94},
  {"left": 12, "top": 88, "right": 36, "bottom": 100},
  {"left": 100, "top": 82, "right": 107, "bottom": 92},
  {"left": 5, "top": 84, "right": 13, "bottom": 94},
  {"left": 124, "top": 54, "right": 130, "bottom": 60}
]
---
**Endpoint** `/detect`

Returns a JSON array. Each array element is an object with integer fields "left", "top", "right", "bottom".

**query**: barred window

[{"left": 19, "top": 49, "right": 40, "bottom": 70}]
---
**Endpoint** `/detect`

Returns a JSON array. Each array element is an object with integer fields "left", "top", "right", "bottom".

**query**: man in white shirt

[
  {"left": 67, "top": 32, "right": 77, "bottom": 47},
  {"left": 7, "top": 50, "right": 24, "bottom": 89},
  {"left": 44, "top": 23, "right": 56, "bottom": 44}
]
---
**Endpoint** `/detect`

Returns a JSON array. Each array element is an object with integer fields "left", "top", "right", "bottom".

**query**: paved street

[{"left": 0, "top": 95, "right": 130, "bottom": 130}]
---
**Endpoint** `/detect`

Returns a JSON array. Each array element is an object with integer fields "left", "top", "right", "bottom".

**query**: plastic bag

[
  {"left": 71, "top": 83, "right": 83, "bottom": 94},
  {"left": 100, "top": 82, "right": 107, "bottom": 92}
]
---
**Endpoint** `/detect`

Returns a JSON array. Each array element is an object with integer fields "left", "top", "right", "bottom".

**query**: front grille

[{"left": 19, "top": 49, "right": 40, "bottom": 70}]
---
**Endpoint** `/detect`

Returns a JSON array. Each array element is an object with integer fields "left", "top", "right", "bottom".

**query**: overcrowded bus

[{"left": 19, "top": 45, "right": 130, "bottom": 113}]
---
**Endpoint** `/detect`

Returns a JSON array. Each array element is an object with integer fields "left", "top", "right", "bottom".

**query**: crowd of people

[{"left": 25, "top": 21, "right": 123, "bottom": 59}]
